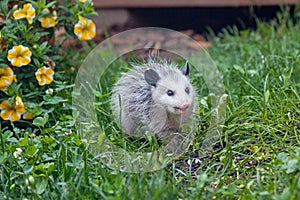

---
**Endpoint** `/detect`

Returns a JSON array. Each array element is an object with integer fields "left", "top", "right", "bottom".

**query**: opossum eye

[
  {"left": 185, "top": 87, "right": 190, "bottom": 94},
  {"left": 167, "top": 90, "right": 174, "bottom": 96}
]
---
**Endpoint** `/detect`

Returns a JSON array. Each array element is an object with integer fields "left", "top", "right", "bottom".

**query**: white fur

[{"left": 111, "top": 60, "right": 196, "bottom": 138}]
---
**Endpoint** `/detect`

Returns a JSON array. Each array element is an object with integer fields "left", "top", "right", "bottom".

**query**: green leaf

[
  {"left": 0, "top": 0, "right": 9, "bottom": 14},
  {"left": 263, "top": 74, "right": 269, "bottom": 104},
  {"left": 283, "top": 67, "right": 293, "bottom": 88},
  {"left": 264, "top": 89, "right": 270, "bottom": 104},
  {"left": 26, "top": 145, "right": 38, "bottom": 157},
  {"left": 44, "top": 113, "right": 49, "bottom": 124},
  {"left": 233, "top": 64, "right": 245, "bottom": 75},
  {"left": 219, "top": 183, "right": 237, "bottom": 195},
  {"left": 42, "top": 135, "right": 54, "bottom": 145},
  {"left": 41, "top": 127, "right": 55, "bottom": 134},
  {"left": 64, "top": 24, "right": 76, "bottom": 37},
  {"left": 72, "top": 136, "right": 82, "bottom": 146},
  {"left": 33, "top": 58, "right": 41, "bottom": 68},
  {"left": 2, "top": 130, "right": 13, "bottom": 141},
  {"left": 19, "top": 132, "right": 29, "bottom": 147},
  {"left": 39, "top": 41, "right": 48, "bottom": 51},
  {"left": 23, "top": 165, "right": 34, "bottom": 174},
  {"left": 32, "top": 113, "right": 49, "bottom": 127},
  {"left": 0, "top": 153, "right": 8, "bottom": 164},
  {"left": 44, "top": 162, "right": 55, "bottom": 174},
  {"left": 278, "top": 152, "right": 288, "bottom": 163},
  {"left": 43, "top": 95, "right": 68, "bottom": 105},
  {"left": 286, "top": 159, "right": 298, "bottom": 174},
  {"left": 45, "top": 1, "right": 57, "bottom": 8},
  {"left": 35, "top": 163, "right": 47, "bottom": 175},
  {"left": 226, "top": 183, "right": 237, "bottom": 195},
  {"left": 33, "top": 117, "right": 45, "bottom": 127},
  {"left": 35, "top": 176, "right": 48, "bottom": 195},
  {"left": 97, "top": 132, "right": 105, "bottom": 144},
  {"left": 7, "top": 137, "right": 19, "bottom": 143},
  {"left": 196, "top": 173, "right": 209, "bottom": 189},
  {"left": 272, "top": 187, "right": 291, "bottom": 200},
  {"left": 0, "top": 63, "right": 9, "bottom": 68}
]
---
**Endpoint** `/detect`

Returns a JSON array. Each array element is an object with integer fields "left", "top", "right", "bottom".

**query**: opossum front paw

[{"left": 164, "top": 133, "right": 191, "bottom": 155}]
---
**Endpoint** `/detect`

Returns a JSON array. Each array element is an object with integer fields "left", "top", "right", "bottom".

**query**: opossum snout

[
  {"left": 181, "top": 103, "right": 190, "bottom": 109},
  {"left": 174, "top": 102, "right": 191, "bottom": 114}
]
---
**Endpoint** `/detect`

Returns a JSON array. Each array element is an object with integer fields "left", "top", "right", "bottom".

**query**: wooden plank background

[{"left": 94, "top": 0, "right": 298, "bottom": 8}]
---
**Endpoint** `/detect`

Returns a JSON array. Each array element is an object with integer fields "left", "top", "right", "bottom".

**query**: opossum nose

[{"left": 181, "top": 103, "right": 190, "bottom": 109}]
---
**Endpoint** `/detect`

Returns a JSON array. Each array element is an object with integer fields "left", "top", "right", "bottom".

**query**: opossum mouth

[{"left": 174, "top": 107, "right": 188, "bottom": 114}]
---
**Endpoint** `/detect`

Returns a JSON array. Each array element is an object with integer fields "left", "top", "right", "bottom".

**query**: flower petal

[
  {"left": 21, "top": 47, "right": 32, "bottom": 56},
  {"left": 7, "top": 50, "right": 16, "bottom": 60},
  {"left": 15, "top": 105, "right": 25, "bottom": 113},
  {"left": 0, "top": 67, "right": 15, "bottom": 90},
  {"left": 12, "top": 58, "right": 21, "bottom": 67},
  {"left": 0, "top": 100, "right": 11, "bottom": 110},
  {"left": 0, "top": 110, "right": 12, "bottom": 120},
  {"left": 74, "top": 25, "right": 83, "bottom": 34},
  {"left": 35, "top": 73, "right": 41, "bottom": 80},
  {"left": 3, "top": 67, "right": 14, "bottom": 75},
  {"left": 45, "top": 68, "right": 54, "bottom": 75},
  {"left": 0, "top": 82, "right": 7, "bottom": 91},
  {"left": 23, "top": 111, "right": 34, "bottom": 120},
  {"left": 20, "top": 56, "right": 31, "bottom": 66},
  {"left": 13, "top": 9, "right": 26, "bottom": 20},
  {"left": 45, "top": 75, "right": 53, "bottom": 84},
  {"left": 11, "top": 111, "right": 21, "bottom": 121},
  {"left": 38, "top": 79, "right": 45, "bottom": 86},
  {"left": 1, "top": 75, "right": 14, "bottom": 85}
]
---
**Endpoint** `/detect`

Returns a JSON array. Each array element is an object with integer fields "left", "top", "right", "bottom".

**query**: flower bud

[{"left": 45, "top": 88, "right": 54, "bottom": 95}]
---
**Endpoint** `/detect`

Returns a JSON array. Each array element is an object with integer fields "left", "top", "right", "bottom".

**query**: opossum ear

[
  {"left": 145, "top": 69, "right": 160, "bottom": 87},
  {"left": 181, "top": 61, "right": 190, "bottom": 76}
]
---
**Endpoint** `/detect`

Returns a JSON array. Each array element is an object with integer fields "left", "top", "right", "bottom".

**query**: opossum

[{"left": 111, "top": 59, "right": 196, "bottom": 153}]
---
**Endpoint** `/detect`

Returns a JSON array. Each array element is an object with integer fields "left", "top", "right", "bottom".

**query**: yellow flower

[
  {"left": 0, "top": 67, "right": 17, "bottom": 91},
  {"left": 13, "top": 3, "right": 36, "bottom": 24},
  {"left": 38, "top": 8, "right": 57, "bottom": 28},
  {"left": 35, "top": 66, "right": 54, "bottom": 86},
  {"left": 7, "top": 45, "right": 32, "bottom": 67},
  {"left": 74, "top": 16, "right": 96, "bottom": 40},
  {"left": 0, "top": 96, "right": 25, "bottom": 122}
]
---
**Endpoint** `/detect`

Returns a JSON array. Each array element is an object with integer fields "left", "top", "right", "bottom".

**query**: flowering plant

[
  {"left": 0, "top": 0, "right": 97, "bottom": 126},
  {"left": 0, "top": 2, "right": 98, "bottom": 195}
]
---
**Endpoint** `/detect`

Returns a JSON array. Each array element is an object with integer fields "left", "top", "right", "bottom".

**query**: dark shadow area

[{"left": 128, "top": 6, "right": 295, "bottom": 34}]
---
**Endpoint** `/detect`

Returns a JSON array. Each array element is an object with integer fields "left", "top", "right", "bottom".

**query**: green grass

[{"left": 1, "top": 6, "right": 300, "bottom": 200}]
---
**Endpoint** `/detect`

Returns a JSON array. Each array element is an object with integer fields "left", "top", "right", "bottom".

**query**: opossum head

[{"left": 145, "top": 62, "right": 194, "bottom": 115}]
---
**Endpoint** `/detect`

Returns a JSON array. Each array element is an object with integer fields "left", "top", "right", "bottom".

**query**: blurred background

[{"left": 92, "top": 0, "right": 297, "bottom": 37}]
